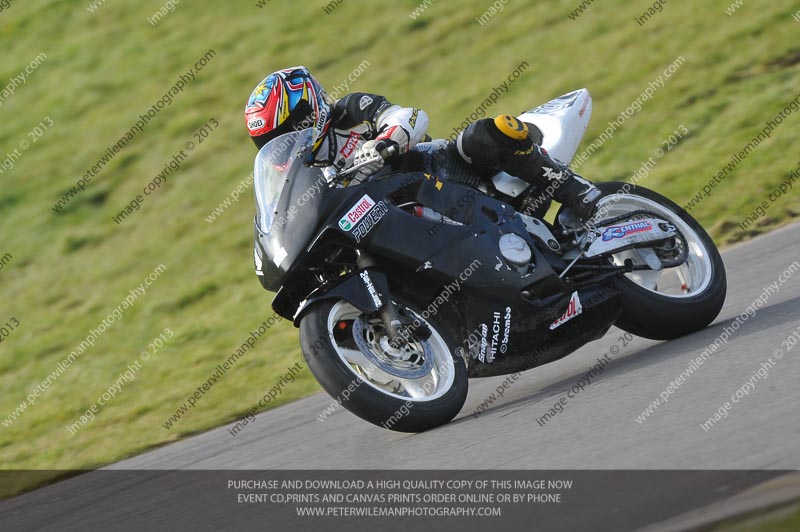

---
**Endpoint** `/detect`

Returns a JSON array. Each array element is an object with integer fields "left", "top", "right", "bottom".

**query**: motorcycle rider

[{"left": 244, "top": 65, "right": 601, "bottom": 222}]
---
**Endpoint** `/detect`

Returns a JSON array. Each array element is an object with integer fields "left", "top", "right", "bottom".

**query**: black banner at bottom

[{"left": 0, "top": 470, "right": 790, "bottom": 531}]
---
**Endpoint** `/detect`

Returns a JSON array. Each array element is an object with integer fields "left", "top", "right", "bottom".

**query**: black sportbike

[{"left": 253, "top": 95, "right": 725, "bottom": 432}]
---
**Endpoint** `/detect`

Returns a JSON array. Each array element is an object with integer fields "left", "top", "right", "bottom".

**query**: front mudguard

[{"left": 292, "top": 269, "right": 389, "bottom": 326}]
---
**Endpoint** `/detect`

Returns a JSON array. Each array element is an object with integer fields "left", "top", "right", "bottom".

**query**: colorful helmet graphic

[{"left": 244, "top": 66, "right": 331, "bottom": 153}]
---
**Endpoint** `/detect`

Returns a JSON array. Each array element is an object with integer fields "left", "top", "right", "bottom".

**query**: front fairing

[{"left": 254, "top": 128, "right": 331, "bottom": 291}]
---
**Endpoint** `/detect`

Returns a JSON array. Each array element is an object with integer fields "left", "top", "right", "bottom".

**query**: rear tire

[
  {"left": 595, "top": 182, "right": 727, "bottom": 340},
  {"left": 300, "top": 299, "right": 468, "bottom": 432}
]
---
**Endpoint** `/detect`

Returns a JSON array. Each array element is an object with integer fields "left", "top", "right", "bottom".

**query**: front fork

[{"left": 356, "top": 250, "right": 404, "bottom": 342}]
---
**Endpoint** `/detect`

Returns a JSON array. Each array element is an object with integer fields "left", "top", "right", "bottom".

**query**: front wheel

[
  {"left": 299, "top": 299, "right": 468, "bottom": 432},
  {"left": 594, "top": 182, "right": 727, "bottom": 340}
]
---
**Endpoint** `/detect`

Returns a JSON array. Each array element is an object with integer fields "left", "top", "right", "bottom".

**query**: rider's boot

[
  {"left": 532, "top": 147, "right": 602, "bottom": 222},
  {"left": 456, "top": 114, "right": 602, "bottom": 222}
]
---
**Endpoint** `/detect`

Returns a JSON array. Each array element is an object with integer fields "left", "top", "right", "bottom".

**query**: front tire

[
  {"left": 300, "top": 299, "right": 468, "bottom": 432},
  {"left": 594, "top": 182, "right": 727, "bottom": 340}
]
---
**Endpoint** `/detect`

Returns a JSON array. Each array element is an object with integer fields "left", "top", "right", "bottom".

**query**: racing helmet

[{"left": 244, "top": 66, "right": 331, "bottom": 153}]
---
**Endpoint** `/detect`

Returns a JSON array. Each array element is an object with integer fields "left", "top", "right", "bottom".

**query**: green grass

[
  {"left": 714, "top": 499, "right": 800, "bottom": 532},
  {"left": 1, "top": 0, "right": 799, "bottom": 495}
]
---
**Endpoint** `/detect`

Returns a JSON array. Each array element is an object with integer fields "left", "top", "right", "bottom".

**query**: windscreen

[{"left": 254, "top": 128, "right": 318, "bottom": 234}]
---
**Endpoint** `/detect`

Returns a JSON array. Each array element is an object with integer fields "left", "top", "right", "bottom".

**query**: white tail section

[{"left": 517, "top": 88, "right": 592, "bottom": 165}]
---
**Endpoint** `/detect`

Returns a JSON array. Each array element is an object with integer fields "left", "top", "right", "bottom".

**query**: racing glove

[{"left": 353, "top": 140, "right": 387, "bottom": 179}]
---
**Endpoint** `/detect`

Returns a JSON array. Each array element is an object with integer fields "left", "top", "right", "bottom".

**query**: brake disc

[{"left": 352, "top": 318, "right": 434, "bottom": 379}]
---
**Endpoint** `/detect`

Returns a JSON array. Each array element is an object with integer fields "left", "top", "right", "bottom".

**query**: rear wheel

[
  {"left": 594, "top": 182, "right": 727, "bottom": 340},
  {"left": 300, "top": 299, "right": 468, "bottom": 432}
]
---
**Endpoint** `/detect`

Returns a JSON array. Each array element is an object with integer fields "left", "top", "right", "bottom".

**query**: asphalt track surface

[
  {"left": 3, "top": 223, "right": 799, "bottom": 531},
  {"left": 114, "top": 222, "right": 800, "bottom": 472}
]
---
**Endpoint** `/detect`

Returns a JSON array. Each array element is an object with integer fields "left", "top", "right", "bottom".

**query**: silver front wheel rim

[
  {"left": 595, "top": 194, "right": 714, "bottom": 298},
  {"left": 326, "top": 301, "right": 456, "bottom": 402}
]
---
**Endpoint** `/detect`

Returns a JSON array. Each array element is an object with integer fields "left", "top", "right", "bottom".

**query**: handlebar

[{"left": 336, "top": 141, "right": 398, "bottom": 181}]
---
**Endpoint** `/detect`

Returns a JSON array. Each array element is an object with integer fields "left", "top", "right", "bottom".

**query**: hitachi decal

[
  {"left": 488, "top": 306, "right": 512, "bottom": 358},
  {"left": 550, "top": 292, "right": 583, "bottom": 330}
]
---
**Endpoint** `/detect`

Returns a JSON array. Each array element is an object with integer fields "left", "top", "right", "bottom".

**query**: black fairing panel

[
  {"left": 260, "top": 152, "right": 622, "bottom": 377},
  {"left": 463, "top": 284, "right": 621, "bottom": 378},
  {"left": 256, "top": 165, "right": 331, "bottom": 291}
]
